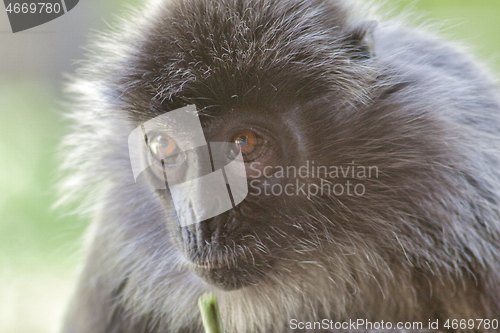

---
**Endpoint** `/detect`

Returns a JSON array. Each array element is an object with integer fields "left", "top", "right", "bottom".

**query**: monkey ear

[{"left": 344, "top": 20, "right": 378, "bottom": 60}]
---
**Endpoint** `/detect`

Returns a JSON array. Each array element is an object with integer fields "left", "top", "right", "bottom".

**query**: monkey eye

[
  {"left": 149, "top": 134, "right": 184, "bottom": 165},
  {"left": 231, "top": 130, "right": 267, "bottom": 162}
]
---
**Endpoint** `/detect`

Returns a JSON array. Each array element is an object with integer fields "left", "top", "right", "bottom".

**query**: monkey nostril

[
  {"left": 180, "top": 216, "right": 220, "bottom": 253},
  {"left": 179, "top": 224, "right": 197, "bottom": 253}
]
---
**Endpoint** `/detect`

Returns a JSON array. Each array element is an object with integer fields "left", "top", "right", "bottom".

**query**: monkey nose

[{"left": 179, "top": 210, "right": 241, "bottom": 255}]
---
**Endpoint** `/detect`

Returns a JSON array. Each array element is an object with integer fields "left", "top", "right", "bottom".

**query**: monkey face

[
  {"left": 117, "top": 0, "right": 394, "bottom": 292},
  {"left": 130, "top": 97, "right": 387, "bottom": 291},
  {"left": 136, "top": 105, "right": 309, "bottom": 290}
]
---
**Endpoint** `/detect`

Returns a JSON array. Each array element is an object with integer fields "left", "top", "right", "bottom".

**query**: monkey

[{"left": 58, "top": 0, "right": 500, "bottom": 332}]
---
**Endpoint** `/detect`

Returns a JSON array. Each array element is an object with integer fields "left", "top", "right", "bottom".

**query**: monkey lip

[
  {"left": 188, "top": 257, "right": 269, "bottom": 291},
  {"left": 189, "top": 256, "right": 256, "bottom": 271}
]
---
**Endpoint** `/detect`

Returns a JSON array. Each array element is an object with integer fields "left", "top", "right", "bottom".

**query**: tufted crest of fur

[{"left": 59, "top": 0, "right": 500, "bottom": 332}]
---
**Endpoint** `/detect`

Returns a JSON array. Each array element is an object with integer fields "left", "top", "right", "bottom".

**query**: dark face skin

[{"left": 141, "top": 104, "right": 315, "bottom": 290}]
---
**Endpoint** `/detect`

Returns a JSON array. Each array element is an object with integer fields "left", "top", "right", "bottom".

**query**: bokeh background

[{"left": 0, "top": 0, "right": 499, "bottom": 332}]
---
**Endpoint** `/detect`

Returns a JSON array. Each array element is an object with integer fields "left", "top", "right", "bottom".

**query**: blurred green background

[{"left": 0, "top": 1, "right": 499, "bottom": 332}]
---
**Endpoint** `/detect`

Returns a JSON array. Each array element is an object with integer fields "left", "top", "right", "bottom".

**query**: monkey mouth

[
  {"left": 185, "top": 247, "right": 271, "bottom": 290},
  {"left": 177, "top": 213, "right": 272, "bottom": 290}
]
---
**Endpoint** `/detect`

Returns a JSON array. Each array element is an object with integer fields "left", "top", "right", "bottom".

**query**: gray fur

[{"left": 59, "top": 0, "right": 500, "bottom": 332}]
